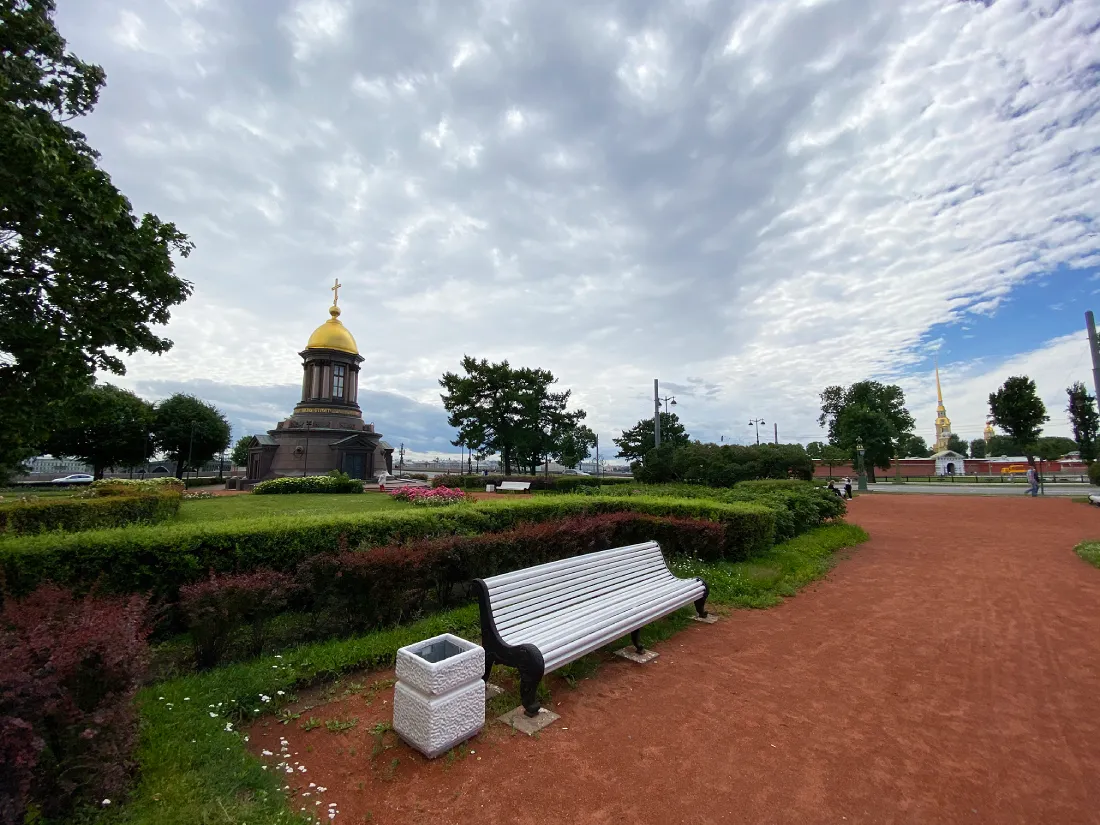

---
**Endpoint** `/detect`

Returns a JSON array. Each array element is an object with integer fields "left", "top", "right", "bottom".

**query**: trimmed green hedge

[
  {"left": 0, "top": 496, "right": 774, "bottom": 606},
  {"left": 252, "top": 472, "right": 363, "bottom": 495},
  {"left": 0, "top": 493, "right": 182, "bottom": 537},
  {"left": 430, "top": 474, "right": 634, "bottom": 492}
]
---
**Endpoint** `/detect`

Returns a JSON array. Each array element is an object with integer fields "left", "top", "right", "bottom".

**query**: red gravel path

[{"left": 250, "top": 495, "right": 1100, "bottom": 824}]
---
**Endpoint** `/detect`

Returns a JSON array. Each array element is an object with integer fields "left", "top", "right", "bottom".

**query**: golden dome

[{"left": 305, "top": 304, "right": 359, "bottom": 354}]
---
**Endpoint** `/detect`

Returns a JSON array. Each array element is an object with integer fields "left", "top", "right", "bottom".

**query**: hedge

[
  {"left": 430, "top": 473, "right": 635, "bottom": 492},
  {"left": 0, "top": 496, "right": 774, "bottom": 609},
  {"left": 0, "top": 493, "right": 182, "bottom": 537},
  {"left": 251, "top": 471, "right": 362, "bottom": 495}
]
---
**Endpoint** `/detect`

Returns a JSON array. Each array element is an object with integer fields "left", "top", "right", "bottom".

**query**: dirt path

[{"left": 249, "top": 496, "right": 1100, "bottom": 824}]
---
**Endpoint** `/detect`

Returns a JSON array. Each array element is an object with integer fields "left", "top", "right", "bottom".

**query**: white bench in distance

[
  {"left": 474, "top": 541, "right": 709, "bottom": 717},
  {"left": 497, "top": 481, "right": 531, "bottom": 493}
]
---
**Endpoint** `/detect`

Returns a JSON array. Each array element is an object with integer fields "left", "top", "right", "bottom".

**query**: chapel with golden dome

[{"left": 244, "top": 279, "right": 393, "bottom": 483}]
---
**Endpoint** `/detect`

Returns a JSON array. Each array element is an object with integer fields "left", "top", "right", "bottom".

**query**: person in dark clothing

[{"left": 843, "top": 477, "right": 853, "bottom": 499}]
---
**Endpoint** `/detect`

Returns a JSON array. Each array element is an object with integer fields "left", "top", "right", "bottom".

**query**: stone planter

[{"left": 393, "top": 633, "right": 485, "bottom": 758}]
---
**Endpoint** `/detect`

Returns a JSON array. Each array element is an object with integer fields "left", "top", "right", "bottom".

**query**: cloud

[{"left": 54, "top": 0, "right": 1099, "bottom": 456}]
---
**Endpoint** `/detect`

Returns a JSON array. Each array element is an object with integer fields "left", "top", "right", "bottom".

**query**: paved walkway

[{"left": 256, "top": 496, "right": 1100, "bottom": 824}]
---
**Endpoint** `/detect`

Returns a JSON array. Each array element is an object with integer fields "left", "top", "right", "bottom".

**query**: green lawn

[
  {"left": 1075, "top": 541, "right": 1100, "bottom": 570},
  {"left": 176, "top": 492, "right": 410, "bottom": 523}
]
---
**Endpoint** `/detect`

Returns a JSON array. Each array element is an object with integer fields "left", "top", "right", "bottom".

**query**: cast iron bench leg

[
  {"left": 483, "top": 651, "right": 495, "bottom": 683},
  {"left": 694, "top": 579, "right": 710, "bottom": 618},
  {"left": 631, "top": 628, "right": 644, "bottom": 654},
  {"left": 515, "top": 644, "right": 545, "bottom": 717}
]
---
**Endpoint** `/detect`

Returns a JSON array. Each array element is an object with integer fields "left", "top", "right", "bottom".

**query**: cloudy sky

[{"left": 60, "top": 0, "right": 1099, "bottom": 458}]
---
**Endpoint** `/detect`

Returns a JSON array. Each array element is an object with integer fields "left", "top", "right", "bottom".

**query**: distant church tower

[
  {"left": 984, "top": 419, "right": 995, "bottom": 444},
  {"left": 934, "top": 362, "right": 954, "bottom": 452}
]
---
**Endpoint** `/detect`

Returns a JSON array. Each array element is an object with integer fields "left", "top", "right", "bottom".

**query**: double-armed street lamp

[
  {"left": 748, "top": 417, "right": 766, "bottom": 445},
  {"left": 856, "top": 438, "right": 868, "bottom": 492}
]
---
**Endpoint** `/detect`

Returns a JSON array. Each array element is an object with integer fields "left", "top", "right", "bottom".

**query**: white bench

[
  {"left": 497, "top": 481, "right": 531, "bottom": 493},
  {"left": 1090, "top": 494, "right": 1100, "bottom": 507},
  {"left": 474, "top": 541, "right": 709, "bottom": 717}
]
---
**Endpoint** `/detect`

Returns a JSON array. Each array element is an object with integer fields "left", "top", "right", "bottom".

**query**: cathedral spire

[
  {"left": 934, "top": 359, "right": 953, "bottom": 452},
  {"left": 935, "top": 359, "right": 944, "bottom": 409}
]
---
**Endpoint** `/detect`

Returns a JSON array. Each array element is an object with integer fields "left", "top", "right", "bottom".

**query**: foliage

[
  {"left": 632, "top": 441, "right": 814, "bottom": 486},
  {"left": 95, "top": 523, "right": 866, "bottom": 825},
  {"left": 1035, "top": 436, "right": 1078, "bottom": 460},
  {"left": 0, "top": 491, "right": 180, "bottom": 536},
  {"left": 0, "top": 0, "right": 192, "bottom": 486},
  {"left": 90, "top": 477, "right": 184, "bottom": 496},
  {"left": 946, "top": 434, "right": 969, "bottom": 457},
  {"left": 179, "top": 571, "right": 296, "bottom": 669},
  {"left": 439, "top": 356, "right": 586, "bottom": 475},
  {"left": 1089, "top": 463, "right": 1100, "bottom": 487},
  {"left": 429, "top": 473, "right": 634, "bottom": 492},
  {"left": 1074, "top": 541, "right": 1100, "bottom": 570},
  {"left": 899, "top": 434, "right": 932, "bottom": 458},
  {"left": 251, "top": 471, "right": 362, "bottom": 495},
  {"left": 386, "top": 486, "right": 467, "bottom": 506},
  {"left": 969, "top": 439, "right": 987, "bottom": 459},
  {"left": 229, "top": 436, "right": 253, "bottom": 468},
  {"left": 614, "top": 412, "right": 689, "bottom": 462},
  {"left": 152, "top": 395, "right": 231, "bottom": 479},
  {"left": 985, "top": 434, "right": 1022, "bottom": 457},
  {"left": 554, "top": 424, "right": 597, "bottom": 469},
  {"left": 819, "top": 381, "right": 915, "bottom": 480},
  {"left": 42, "top": 383, "right": 155, "bottom": 479},
  {"left": 988, "top": 376, "right": 1049, "bottom": 459},
  {"left": 0, "top": 495, "right": 776, "bottom": 613},
  {"left": 0, "top": 585, "right": 150, "bottom": 823},
  {"left": 1066, "top": 382, "right": 1098, "bottom": 463}
]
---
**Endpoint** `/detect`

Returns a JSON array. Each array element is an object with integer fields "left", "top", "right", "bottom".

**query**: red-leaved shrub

[
  {"left": 179, "top": 570, "right": 296, "bottom": 669},
  {"left": 0, "top": 585, "right": 150, "bottom": 824}
]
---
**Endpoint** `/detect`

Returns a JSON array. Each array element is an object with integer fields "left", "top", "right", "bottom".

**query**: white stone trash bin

[{"left": 393, "top": 633, "right": 485, "bottom": 758}]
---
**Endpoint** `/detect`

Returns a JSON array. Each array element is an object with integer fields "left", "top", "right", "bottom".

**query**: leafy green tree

[
  {"left": 898, "top": 434, "right": 931, "bottom": 458},
  {"left": 986, "top": 434, "right": 1021, "bottom": 457},
  {"left": 152, "top": 394, "right": 231, "bottom": 478},
  {"left": 614, "top": 413, "right": 689, "bottom": 462},
  {"left": 988, "top": 376, "right": 1049, "bottom": 463},
  {"left": 805, "top": 441, "right": 826, "bottom": 459},
  {"left": 0, "top": 0, "right": 193, "bottom": 483},
  {"left": 969, "top": 439, "right": 987, "bottom": 459},
  {"left": 819, "top": 381, "right": 915, "bottom": 482},
  {"left": 1067, "top": 382, "right": 1099, "bottom": 463},
  {"left": 42, "top": 383, "right": 154, "bottom": 478},
  {"left": 633, "top": 442, "right": 813, "bottom": 486},
  {"left": 946, "top": 434, "right": 969, "bottom": 457},
  {"left": 230, "top": 435, "right": 253, "bottom": 468},
  {"left": 554, "top": 424, "right": 597, "bottom": 469},
  {"left": 818, "top": 445, "right": 848, "bottom": 477},
  {"left": 1035, "top": 436, "right": 1078, "bottom": 459},
  {"left": 439, "top": 357, "right": 585, "bottom": 475}
]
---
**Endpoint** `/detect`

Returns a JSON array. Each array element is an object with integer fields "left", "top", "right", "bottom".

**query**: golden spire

[
  {"left": 304, "top": 279, "right": 358, "bottom": 354},
  {"left": 935, "top": 358, "right": 944, "bottom": 411}
]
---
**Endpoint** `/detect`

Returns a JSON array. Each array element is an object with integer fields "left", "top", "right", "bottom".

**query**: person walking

[
  {"left": 1026, "top": 463, "right": 1039, "bottom": 497},
  {"left": 843, "top": 477, "right": 853, "bottom": 499}
]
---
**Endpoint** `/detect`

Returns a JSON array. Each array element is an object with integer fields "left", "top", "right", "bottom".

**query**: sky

[{"left": 56, "top": 0, "right": 1100, "bottom": 458}]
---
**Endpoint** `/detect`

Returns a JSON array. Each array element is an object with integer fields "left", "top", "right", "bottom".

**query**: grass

[
  {"left": 1074, "top": 541, "right": 1100, "bottom": 570},
  {"left": 175, "top": 492, "right": 410, "bottom": 523},
  {"left": 93, "top": 523, "right": 866, "bottom": 825}
]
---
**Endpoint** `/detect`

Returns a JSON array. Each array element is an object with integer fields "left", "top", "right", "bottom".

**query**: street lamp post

[
  {"left": 856, "top": 438, "right": 868, "bottom": 492},
  {"left": 748, "top": 417, "right": 766, "bottom": 445},
  {"left": 653, "top": 379, "right": 662, "bottom": 448},
  {"left": 186, "top": 421, "right": 197, "bottom": 482}
]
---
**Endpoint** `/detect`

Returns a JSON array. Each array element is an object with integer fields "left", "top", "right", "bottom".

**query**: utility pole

[
  {"left": 773, "top": 422, "right": 778, "bottom": 444},
  {"left": 1087, "top": 311, "right": 1100, "bottom": 405},
  {"left": 748, "top": 417, "right": 765, "bottom": 445},
  {"left": 653, "top": 379, "right": 662, "bottom": 448}
]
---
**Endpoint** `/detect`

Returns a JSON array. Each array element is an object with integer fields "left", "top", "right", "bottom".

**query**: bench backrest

[
  {"left": 481, "top": 542, "right": 672, "bottom": 637},
  {"left": 498, "top": 481, "right": 530, "bottom": 490}
]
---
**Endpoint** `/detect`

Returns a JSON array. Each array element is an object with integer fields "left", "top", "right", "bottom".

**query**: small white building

[{"left": 930, "top": 450, "right": 966, "bottom": 475}]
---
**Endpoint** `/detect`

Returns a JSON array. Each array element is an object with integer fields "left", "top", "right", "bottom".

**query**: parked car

[
  {"left": 52, "top": 473, "right": 94, "bottom": 485},
  {"left": 560, "top": 469, "right": 591, "bottom": 476}
]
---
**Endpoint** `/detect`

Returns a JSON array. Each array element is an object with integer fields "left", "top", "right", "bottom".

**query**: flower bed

[
  {"left": 252, "top": 471, "right": 363, "bottom": 495},
  {"left": 387, "top": 486, "right": 467, "bottom": 506}
]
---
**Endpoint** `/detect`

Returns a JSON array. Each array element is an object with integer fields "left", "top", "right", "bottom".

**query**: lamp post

[
  {"left": 856, "top": 438, "right": 868, "bottom": 492},
  {"left": 186, "top": 421, "right": 197, "bottom": 482},
  {"left": 659, "top": 394, "right": 677, "bottom": 415},
  {"left": 748, "top": 417, "right": 766, "bottom": 445},
  {"left": 653, "top": 379, "right": 662, "bottom": 448}
]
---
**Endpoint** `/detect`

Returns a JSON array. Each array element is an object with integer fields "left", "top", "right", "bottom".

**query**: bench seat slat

[
  {"left": 485, "top": 544, "right": 664, "bottom": 602},
  {"left": 494, "top": 567, "right": 677, "bottom": 636},
  {"left": 490, "top": 555, "right": 666, "bottom": 617},
  {"left": 483, "top": 542, "right": 661, "bottom": 591}
]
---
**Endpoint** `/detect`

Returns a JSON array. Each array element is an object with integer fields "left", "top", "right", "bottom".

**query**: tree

[
  {"left": 230, "top": 435, "right": 253, "bottom": 468},
  {"left": 805, "top": 441, "right": 826, "bottom": 459},
  {"left": 946, "top": 434, "right": 969, "bottom": 457},
  {"left": 1035, "top": 436, "right": 1078, "bottom": 459},
  {"left": 988, "top": 376, "right": 1049, "bottom": 463},
  {"left": 819, "top": 444, "right": 848, "bottom": 477},
  {"left": 0, "top": 1, "right": 193, "bottom": 483},
  {"left": 439, "top": 357, "right": 585, "bottom": 475},
  {"left": 1067, "top": 382, "right": 1099, "bottom": 463},
  {"left": 554, "top": 424, "right": 597, "bottom": 469},
  {"left": 969, "top": 439, "right": 987, "bottom": 459},
  {"left": 42, "top": 383, "right": 154, "bottom": 478},
  {"left": 898, "top": 434, "right": 931, "bottom": 458},
  {"left": 152, "top": 394, "right": 230, "bottom": 478},
  {"left": 819, "top": 381, "right": 915, "bottom": 482},
  {"left": 633, "top": 442, "right": 813, "bottom": 486},
  {"left": 614, "top": 413, "right": 690, "bottom": 462},
  {"left": 986, "top": 434, "right": 1021, "bottom": 457}
]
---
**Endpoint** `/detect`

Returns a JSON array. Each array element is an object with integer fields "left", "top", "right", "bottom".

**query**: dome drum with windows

[{"left": 243, "top": 280, "right": 393, "bottom": 484}]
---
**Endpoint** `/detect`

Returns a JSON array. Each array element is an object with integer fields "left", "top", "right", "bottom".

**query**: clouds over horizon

[{"left": 61, "top": 0, "right": 1099, "bottom": 453}]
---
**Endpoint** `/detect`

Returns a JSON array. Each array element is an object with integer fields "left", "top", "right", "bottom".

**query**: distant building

[{"left": 934, "top": 362, "right": 955, "bottom": 453}]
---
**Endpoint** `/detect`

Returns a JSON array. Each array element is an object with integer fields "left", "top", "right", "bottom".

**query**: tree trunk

[
  {"left": 174, "top": 458, "right": 184, "bottom": 479},
  {"left": 867, "top": 466, "right": 877, "bottom": 483}
]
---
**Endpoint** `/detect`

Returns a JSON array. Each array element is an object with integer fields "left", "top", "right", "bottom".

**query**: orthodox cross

[{"left": 331, "top": 278, "right": 342, "bottom": 306}]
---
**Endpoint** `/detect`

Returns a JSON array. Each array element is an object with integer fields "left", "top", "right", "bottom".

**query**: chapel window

[{"left": 332, "top": 364, "right": 346, "bottom": 400}]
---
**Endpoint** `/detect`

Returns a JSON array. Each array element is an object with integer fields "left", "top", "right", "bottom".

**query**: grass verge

[
  {"left": 1074, "top": 541, "right": 1100, "bottom": 570},
  {"left": 175, "top": 492, "right": 410, "bottom": 522},
  {"left": 98, "top": 522, "right": 866, "bottom": 825}
]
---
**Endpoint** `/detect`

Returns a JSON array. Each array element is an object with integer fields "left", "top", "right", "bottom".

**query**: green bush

[
  {"left": 91, "top": 477, "right": 185, "bottom": 496},
  {"left": 430, "top": 473, "right": 633, "bottom": 492},
  {"left": 252, "top": 470, "right": 362, "bottom": 495},
  {"left": 184, "top": 476, "right": 225, "bottom": 489},
  {"left": 0, "top": 492, "right": 181, "bottom": 537},
  {"left": 0, "top": 496, "right": 774, "bottom": 612},
  {"left": 1089, "top": 462, "right": 1100, "bottom": 487},
  {"left": 633, "top": 442, "right": 814, "bottom": 485}
]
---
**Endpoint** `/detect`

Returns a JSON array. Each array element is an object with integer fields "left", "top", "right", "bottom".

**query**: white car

[
  {"left": 560, "top": 469, "right": 591, "bottom": 476},
  {"left": 53, "top": 473, "right": 94, "bottom": 485}
]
